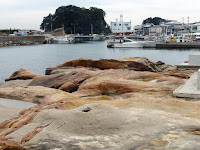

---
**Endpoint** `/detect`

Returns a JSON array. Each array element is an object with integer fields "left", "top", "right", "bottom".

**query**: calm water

[
  {"left": 0, "top": 98, "right": 36, "bottom": 108},
  {"left": 1, "top": 40, "right": 200, "bottom": 82}
]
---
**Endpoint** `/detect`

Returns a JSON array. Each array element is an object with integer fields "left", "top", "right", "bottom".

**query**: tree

[
  {"left": 142, "top": 17, "right": 166, "bottom": 25},
  {"left": 40, "top": 5, "right": 111, "bottom": 34}
]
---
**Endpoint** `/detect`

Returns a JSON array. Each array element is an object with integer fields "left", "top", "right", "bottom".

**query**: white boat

[
  {"left": 52, "top": 36, "right": 74, "bottom": 44},
  {"left": 107, "top": 37, "right": 153, "bottom": 48},
  {"left": 113, "top": 41, "right": 148, "bottom": 48},
  {"left": 92, "top": 34, "right": 106, "bottom": 41}
]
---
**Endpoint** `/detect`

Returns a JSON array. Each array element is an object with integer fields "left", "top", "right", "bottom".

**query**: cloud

[{"left": 0, "top": 0, "right": 199, "bottom": 30}]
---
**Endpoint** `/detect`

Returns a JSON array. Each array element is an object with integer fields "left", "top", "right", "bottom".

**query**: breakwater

[
  {"left": 156, "top": 42, "right": 200, "bottom": 49},
  {"left": 0, "top": 35, "right": 45, "bottom": 46}
]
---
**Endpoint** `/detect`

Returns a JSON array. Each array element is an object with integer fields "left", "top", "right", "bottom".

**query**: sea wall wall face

[
  {"left": 198, "top": 69, "right": 200, "bottom": 90},
  {"left": 0, "top": 36, "right": 45, "bottom": 44},
  {"left": 189, "top": 55, "right": 200, "bottom": 66}
]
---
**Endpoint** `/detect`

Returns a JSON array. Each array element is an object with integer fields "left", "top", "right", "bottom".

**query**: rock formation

[
  {"left": 29, "top": 70, "right": 98, "bottom": 93},
  {"left": 0, "top": 57, "right": 199, "bottom": 150},
  {"left": 5, "top": 68, "right": 41, "bottom": 81},
  {"left": 0, "top": 86, "right": 77, "bottom": 104},
  {"left": 45, "top": 57, "right": 168, "bottom": 75}
]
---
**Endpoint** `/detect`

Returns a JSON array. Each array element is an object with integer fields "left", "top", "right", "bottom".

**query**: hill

[{"left": 40, "top": 5, "right": 111, "bottom": 34}]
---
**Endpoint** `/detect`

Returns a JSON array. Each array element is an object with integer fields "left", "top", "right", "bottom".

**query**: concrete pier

[
  {"left": 156, "top": 42, "right": 200, "bottom": 49},
  {"left": 173, "top": 72, "right": 200, "bottom": 98},
  {"left": 197, "top": 69, "right": 200, "bottom": 90},
  {"left": 177, "top": 55, "right": 200, "bottom": 70}
]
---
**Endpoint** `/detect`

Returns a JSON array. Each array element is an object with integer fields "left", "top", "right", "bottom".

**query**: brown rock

[
  {"left": 5, "top": 68, "right": 41, "bottom": 81},
  {"left": 162, "top": 66, "right": 195, "bottom": 79},
  {"left": 0, "top": 138, "right": 26, "bottom": 150},
  {"left": 0, "top": 86, "right": 77, "bottom": 104},
  {"left": 0, "top": 99, "right": 87, "bottom": 148},
  {"left": 0, "top": 62, "right": 200, "bottom": 149},
  {"left": 156, "top": 61, "right": 165, "bottom": 65},
  {"left": 46, "top": 57, "right": 167, "bottom": 74},
  {"left": 73, "top": 69, "right": 183, "bottom": 97},
  {"left": 29, "top": 70, "right": 97, "bottom": 92},
  {"left": 0, "top": 80, "right": 32, "bottom": 88}
]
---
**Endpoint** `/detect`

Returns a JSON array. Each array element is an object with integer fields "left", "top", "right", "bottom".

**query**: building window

[
  {"left": 127, "top": 27, "right": 131, "bottom": 30},
  {"left": 114, "top": 24, "right": 116, "bottom": 26},
  {"left": 119, "top": 24, "right": 121, "bottom": 26},
  {"left": 125, "top": 24, "right": 128, "bottom": 26},
  {"left": 192, "top": 26, "right": 197, "bottom": 30}
]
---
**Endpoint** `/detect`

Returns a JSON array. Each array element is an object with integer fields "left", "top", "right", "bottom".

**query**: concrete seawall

[
  {"left": 156, "top": 42, "right": 200, "bottom": 49},
  {"left": 0, "top": 36, "right": 45, "bottom": 44}
]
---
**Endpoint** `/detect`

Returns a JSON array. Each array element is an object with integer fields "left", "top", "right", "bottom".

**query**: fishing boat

[
  {"left": 107, "top": 37, "right": 154, "bottom": 48},
  {"left": 92, "top": 34, "right": 106, "bottom": 41},
  {"left": 52, "top": 35, "right": 74, "bottom": 44}
]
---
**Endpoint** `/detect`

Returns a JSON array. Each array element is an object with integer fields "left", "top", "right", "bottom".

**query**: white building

[
  {"left": 191, "top": 22, "right": 200, "bottom": 32},
  {"left": 149, "top": 26, "right": 162, "bottom": 36},
  {"left": 110, "top": 15, "right": 132, "bottom": 34}
]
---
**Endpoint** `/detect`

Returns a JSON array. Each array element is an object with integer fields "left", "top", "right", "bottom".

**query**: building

[
  {"left": 142, "top": 23, "right": 154, "bottom": 35},
  {"left": 191, "top": 22, "right": 200, "bottom": 32},
  {"left": 149, "top": 25, "right": 163, "bottom": 36},
  {"left": 110, "top": 15, "right": 132, "bottom": 35},
  {"left": 133, "top": 25, "right": 143, "bottom": 35},
  {"left": 134, "top": 23, "right": 162, "bottom": 36}
]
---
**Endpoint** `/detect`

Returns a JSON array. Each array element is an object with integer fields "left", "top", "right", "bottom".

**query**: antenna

[{"left": 120, "top": 14, "right": 123, "bottom": 22}]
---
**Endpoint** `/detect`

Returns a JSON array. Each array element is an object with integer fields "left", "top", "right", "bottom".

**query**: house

[
  {"left": 142, "top": 23, "right": 154, "bottom": 35},
  {"left": 134, "top": 25, "right": 143, "bottom": 35},
  {"left": 162, "top": 20, "right": 184, "bottom": 35},
  {"left": 149, "top": 25, "right": 162, "bottom": 36}
]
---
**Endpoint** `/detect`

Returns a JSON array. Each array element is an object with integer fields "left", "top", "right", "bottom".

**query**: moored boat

[
  {"left": 52, "top": 35, "right": 75, "bottom": 44},
  {"left": 107, "top": 37, "right": 154, "bottom": 48}
]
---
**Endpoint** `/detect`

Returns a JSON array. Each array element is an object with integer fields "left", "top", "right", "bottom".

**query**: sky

[{"left": 0, "top": 0, "right": 199, "bottom": 30}]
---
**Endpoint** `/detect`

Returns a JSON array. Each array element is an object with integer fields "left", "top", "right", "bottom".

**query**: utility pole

[
  {"left": 91, "top": 24, "right": 93, "bottom": 35},
  {"left": 188, "top": 17, "right": 190, "bottom": 34},
  {"left": 182, "top": 17, "right": 184, "bottom": 25},
  {"left": 51, "top": 23, "right": 53, "bottom": 35},
  {"left": 71, "top": 23, "right": 77, "bottom": 34},
  {"left": 51, "top": 16, "right": 53, "bottom": 35}
]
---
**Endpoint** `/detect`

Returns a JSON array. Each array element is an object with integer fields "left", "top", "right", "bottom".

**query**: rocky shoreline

[
  {"left": 0, "top": 57, "right": 200, "bottom": 150},
  {"left": 0, "top": 35, "right": 47, "bottom": 47},
  {"left": 0, "top": 41, "right": 47, "bottom": 47}
]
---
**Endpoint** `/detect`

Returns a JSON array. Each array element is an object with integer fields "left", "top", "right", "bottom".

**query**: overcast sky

[{"left": 0, "top": 0, "right": 199, "bottom": 30}]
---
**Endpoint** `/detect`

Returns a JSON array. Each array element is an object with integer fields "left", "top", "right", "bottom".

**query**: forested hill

[
  {"left": 40, "top": 5, "right": 111, "bottom": 34},
  {"left": 142, "top": 17, "right": 166, "bottom": 25}
]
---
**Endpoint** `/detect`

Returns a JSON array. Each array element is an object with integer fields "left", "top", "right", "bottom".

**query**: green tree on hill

[
  {"left": 142, "top": 17, "right": 166, "bottom": 25},
  {"left": 40, "top": 5, "right": 111, "bottom": 34}
]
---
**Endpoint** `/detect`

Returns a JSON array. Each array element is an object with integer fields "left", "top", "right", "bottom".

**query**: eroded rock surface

[
  {"left": 0, "top": 86, "right": 77, "bottom": 104},
  {"left": 5, "top": 68, "right": 41, "bottom": 81},
  {"left": 0, "top": 80, "right": 32, "bottom": 88},
  {"left": 29, "top": 70, "right": 98, "bottom": 93},
  {"left": 0, "top": 57, "right": 198, "bottom": 150},
  {"left": 2, "top": 103, "right": 200, "bottom": 150},
  {"left": 74, "top": 69, "right": 184, "bottom": 97},
  {"left": 46, "top": 57, "right": 168, "bottom": 75}
]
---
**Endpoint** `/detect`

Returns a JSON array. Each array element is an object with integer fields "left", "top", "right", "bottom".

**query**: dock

[
  {"left": 156, "top": 42, "right": 200, "bottom": 49},
  {"left": 143, "top": 42, "right": 200, "bottom": 49}
]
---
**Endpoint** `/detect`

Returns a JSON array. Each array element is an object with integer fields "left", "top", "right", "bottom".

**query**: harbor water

[{"left": 1, "top": 40, "right": 200, "bottom": 82}]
